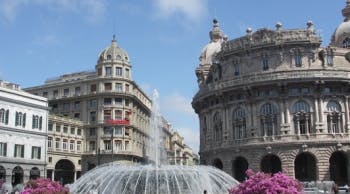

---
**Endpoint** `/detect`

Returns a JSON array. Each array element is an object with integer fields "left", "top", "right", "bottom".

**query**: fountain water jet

[{"left": 69, "top": 90, "right": 239, "bottom": 194}]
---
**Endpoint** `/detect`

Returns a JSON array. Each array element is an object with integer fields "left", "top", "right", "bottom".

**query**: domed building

[
  {"left": 26, "top": 36, "right": 153, "bottom": 172},
  {"left": 193, "top": 1, "right": 350, "bottom": 185}
]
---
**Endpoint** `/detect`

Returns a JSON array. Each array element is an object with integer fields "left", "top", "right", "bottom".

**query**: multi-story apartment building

[
  {"left": 0, "top": 81, "right": 48, "bottom": 185},
  {"left": 25, "top": 36, "right": 152, "bottom": 172},
  {"left": 46, "top": 114, "right": 84, "bottom": 185},
  {"left": 193, "top": 1, "right": 350, "bottom": 186}
]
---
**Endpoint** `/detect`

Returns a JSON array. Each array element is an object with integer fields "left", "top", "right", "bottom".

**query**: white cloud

[
  {"left": 152, "top": 0, "right": 207, "bottom": 23},
  {"left": 0, "top": 0, "right": 106, "bottom": 23},
  {"left": 160, "top": 92, "right": 196, "bottom": 117}
]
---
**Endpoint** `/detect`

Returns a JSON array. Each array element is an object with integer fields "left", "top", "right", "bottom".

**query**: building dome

[
  {"left": 331, "top": 0, "right": 350, "bottom": 47},
  {"left": 98, "top": 35, "right": 130, "bottom": 63}
]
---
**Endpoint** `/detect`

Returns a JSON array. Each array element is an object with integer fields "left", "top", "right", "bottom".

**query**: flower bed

[
  {"left": 229, "top": 169, "right": 303, "bottom": 194},
  {"left": 21, "top": 178, "right": 69, "bottom": 194}
]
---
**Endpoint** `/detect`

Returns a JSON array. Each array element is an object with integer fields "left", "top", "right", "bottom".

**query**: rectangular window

[
  {"left": 125, "top": 128, "right": 130, "bottom": 136},
  {"left": 32, "top": 115, "right": 42, "bottom": 129},
  {"left": 90, "top": 111, "right": 96, "bottom": 122},
  {"left": 104, "top": 98, "right": 112, "bottom": 105},
  {"left": 49, "top": 157, "right": 52, "bottom": 163},
  {"left": 70, "top": 140, "right": 75, "bottom": 151},
  {"left": 104, "top": 140, "right": 111, "bottom": 150},
  {"left": 116, "top": 67, "right": 122, "bottom": 76},
  {"left": 89, "top": 128, "right": 96, "bottom": 136},
  {"left": 63, "top": 103, "right": 70, "bottom": 112},
  {"left": 56, "top": 125, "right": 61, "bottom": 132},
  {"left": 14, "top": 144, "right": 24, "bottom": 158},
  {"left": 48, "top": 123, "right": 53, "bottom": 131},
  {"left": 31, "top": 146, "right": 41, "bottom": 159},
  {"left": 55, "top": 138, "right": 60, "bottom": 149},
  {"left": 77, "top": 141, "right": 81, "bottom": 151},
  {"left": 89, "top": 99, "right": 97, "bottom": 108},
  {"left": 104, "top": 110, "right": 111, "bottom": 120},
  {"left": 89, "top": 141, "right": 96, "bottom": 151},
  {"left": 115, "top": 126, "right": 122, "bottom": 135},
  {"left": 115, "top": 83, "right": 123, "bottom": 92},
  {"left": 0, "top": 142, "right": 7, "bottom": 156},
  {"left": 104, "top": 127, "right": 113, "bottom": 135},
  {"left": 63, "top": 126, "right": 68, "bottom": 133},
  {"left": 295, "top": 54, "right": 302, "bottom": 66},
  {"left": 125, "top": 141, "right": 130, "bottom": 150},
  {"left": 125, "top": 99, "right": 130, "bottom": 107},
  {"left": 115, "top": 110, "right": 122, "bottom": 120},
  {"left": 74, "top": 101, "right": 81, "bottom": 110},
  {"left": 115, "top": 140, "right": 122, "bottom": 151},
  {"left": 63, "top": 139, "right": 68, "bottom": 150},
  {"left": 74, "top": 113, "right": 80, "bottom": 119},
  {"left": 75, "top": 87, "right": 81, "bottom": 96},
  {"left": 48, "top": 137, "right": 52, "bottom": 148},
  {"left": 234, "top": 64, "right": 240, "bottom": 76},
  {"left": 105, "top": 67, "right": 112, "bottom": 76},
  {"left": 70, "top": 127, "right": 75, "bottom": 135},
  {"left": 43, "top": 92, "right": 48, "bottom": 97},
  {"left": 104, "top": 83, "right": 112, "bottom": 91},
  {"left": 262, "top": 57, "right": 269, "bottom": 71},
  {"left": 115, "top": 98, "right": 122, "bottom": 106},
  {"left": 90, "top": 84, "right": 97, "bottom": 92},
  {"left": 63, "top": 88, "right": 69, "bottom": 96},
  {"left": 98, "top": 68, "right": 102, "bottom": 76},
  {"left": 77, "top": 128, "right": 82, "bottom": 135}
]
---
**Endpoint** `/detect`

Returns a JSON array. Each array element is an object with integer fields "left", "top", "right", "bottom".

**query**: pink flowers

[
  {"left": 21, "top": 178, "right": 69, "bottom": 194},
  {"left": 229, "top": 169, "right": 303, "bottom": 194}
]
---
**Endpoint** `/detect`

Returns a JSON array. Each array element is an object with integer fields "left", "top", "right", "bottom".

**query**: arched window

[
  {"left": 233, "top": 108, "right": 246, "bottom": 139},
  {"left": 107, "top": 55, "right": 112, "bottom": 60},
  {"left": 293, "top": 100, "right": 311, "bottom": 134},
  {"left": 0, "top": 109, "right": 9, "bottom": 124},
  {"left": 260, "top": 103, "right": 278, "bottom": 136},
  {"left": 327, "top": 101, "right": 343, "bottom": 133},
  {"left": 343, "top": 37, "right": 350, "bottom": 48},
  {"left": 213, "top": 112, "right": 222, "bottom": 142}
]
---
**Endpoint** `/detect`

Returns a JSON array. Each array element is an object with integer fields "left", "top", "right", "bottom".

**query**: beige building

[
  {"left": 159, "top": 117, "right": 199, "bottom": 165},
  {"left": 25, "top": 36, "right": 153, "bottom": 172},
  {"left": 46, "top": 114, "right": 84, "bottom": 185},
  {"left": 193, "top": 1, "right": 350, "bottom": 186}
]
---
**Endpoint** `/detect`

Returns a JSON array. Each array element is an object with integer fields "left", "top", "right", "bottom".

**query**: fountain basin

[{"left": 70, "top": 163, "right": 238, "bottom": 194}]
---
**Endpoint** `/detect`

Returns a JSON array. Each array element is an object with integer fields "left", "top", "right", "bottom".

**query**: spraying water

[{"left": 69, "top": 89, "right": 239, "bottom": 194}]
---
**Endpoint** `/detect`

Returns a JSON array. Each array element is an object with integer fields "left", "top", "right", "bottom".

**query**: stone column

[
  {"left": 52, "top": 170, "right": 55, "bottom": 181},
  {"left": 74, "top": 171, "right": 77, "bottom": 181},
  {"left": 345, "top": 96, "right": 350, "bottom": 132},
  {"left": 314, "top": 97, "right": 320, "bottom": 133}
]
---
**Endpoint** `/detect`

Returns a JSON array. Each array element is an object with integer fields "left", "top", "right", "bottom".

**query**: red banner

[{"left": 105, "top": 119, "right": 130, "bottom": 125}]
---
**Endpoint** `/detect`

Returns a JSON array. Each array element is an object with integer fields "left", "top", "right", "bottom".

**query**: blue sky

[{"left": 0, "top": 0, "right": 345, "bottom": 154}]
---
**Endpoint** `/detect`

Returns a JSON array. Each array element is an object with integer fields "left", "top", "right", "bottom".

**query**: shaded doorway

[
  {"left": 12, "top": 166, "right": 23, "bottom": 186},
  {"left": 0, "top": 165, "right": 5, "bottom": 181},
  {"left": 294, "top": 152, "right": 316, "bottom": 181},
  {"left": 30, "top": 167, "right": 40, "bottom": 180},
  {"left": 261, "top": 154, "right": 282, "bottom": 174},
  {"left": 330, "top": 151, "right": 348, "bottom": 186},
  {"left": 212, "top": 158, "right": 223, "bottom": 170},
  {"left": 233, "top": 157, "right": 248, "bottom": 182},
  {"left": 55, "top": 159, "right": 75, "bottom": 185}
]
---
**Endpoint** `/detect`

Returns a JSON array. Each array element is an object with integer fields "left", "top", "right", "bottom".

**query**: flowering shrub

[
  {"left": 21, "top": 178, "right": 69, "bottom": 194},
  {"left": 229, "top": 169, "right": 303, "bottom": 194}
]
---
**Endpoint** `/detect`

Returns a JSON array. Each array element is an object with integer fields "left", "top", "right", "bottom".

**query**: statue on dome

[
  {"left": 196, "top": 19, "right": 225, "bottom": 86},
  {"left": 199, "top": 19, "right": 224, "bottom": 66}
]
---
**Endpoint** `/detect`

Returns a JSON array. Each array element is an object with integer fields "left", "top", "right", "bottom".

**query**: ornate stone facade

[
  {"left": 192, "top": 1, "right": 350, "bottom": 185},
  {"left": 25, "top": 36, "right": 153, "bottom": 172}
]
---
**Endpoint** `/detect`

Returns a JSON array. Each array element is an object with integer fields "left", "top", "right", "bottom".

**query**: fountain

[{"left": 69, "top": 90, "right": 239, "bottom": 194}]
